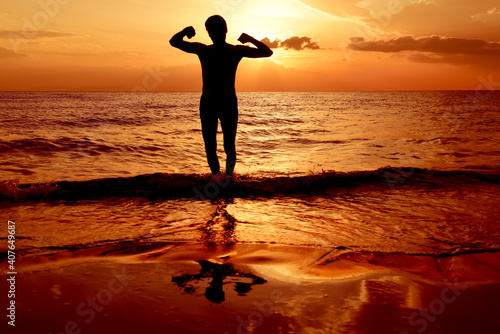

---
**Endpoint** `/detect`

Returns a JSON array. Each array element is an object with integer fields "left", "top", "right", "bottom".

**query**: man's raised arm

[
  {"left": 237, "top": 33, "right": 273, "bottom": 58},
  {"left": 169, "top": 26, "right": 204, "bottom": 54}
]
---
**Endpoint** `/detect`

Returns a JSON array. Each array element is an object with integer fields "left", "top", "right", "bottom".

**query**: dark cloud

[
  {"left": 407, "top": 52, "right": 499, "bottom": 68},
  {"left": 261, "top": 37, "right": 280, "bottom": 49},
  {"left": 0, "top": 30, "right": 85, "bottom": 39},
  {"left": 347, "top": 35, "right": 500, "bottom": 67},
  {"left": 261, "top": 36, "right": 320, "bottom": 51},
  {"left": 348, "top": 35, "right": 500, "bottom": 55},
  {"left": 0, "top": 47, "right": 26, "bottom": 58}
]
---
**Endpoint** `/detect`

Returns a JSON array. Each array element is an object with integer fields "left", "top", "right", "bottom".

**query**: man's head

[{"left": 205, "top": 15, "right": 227, "bottom": 45}]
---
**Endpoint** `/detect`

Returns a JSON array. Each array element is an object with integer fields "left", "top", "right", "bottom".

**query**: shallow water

[
  {"left": 1, "top": 91, "right": 499, "bottom": 258},
  {"left": 2, "top": 173, "right": 499, "bottom": 258}
]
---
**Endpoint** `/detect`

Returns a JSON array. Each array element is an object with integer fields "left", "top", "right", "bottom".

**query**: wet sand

[{"left": 3, "top": 243, "right": 500, "bottom": 334}]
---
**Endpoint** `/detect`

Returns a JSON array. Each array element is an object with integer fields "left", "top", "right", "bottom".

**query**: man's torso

[{"left": 197, "top": 43, "right": 242, "bottom": 97}]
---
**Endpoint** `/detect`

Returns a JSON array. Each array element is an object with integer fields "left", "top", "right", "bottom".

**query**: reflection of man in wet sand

[
  {"left": 172, "top": 260, "right": 267, "bottom": 303},
  {"left": 170, "top": 15, "right": 273, "bottom": 177}
]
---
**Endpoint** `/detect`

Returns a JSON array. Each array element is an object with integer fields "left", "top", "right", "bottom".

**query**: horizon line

[{"left": 0, "top": 89, "right": 497, "bottom": 93}]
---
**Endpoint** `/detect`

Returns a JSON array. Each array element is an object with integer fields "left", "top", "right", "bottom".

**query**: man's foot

[
  {"left": 209, "top": 172, "right": 232, "bottom": 187},
  {"left": 209, "top": 172, "right": 222, "bottom": 182},
  {"left": 224, "top": 171, "right": 238, "bottom": 184}
]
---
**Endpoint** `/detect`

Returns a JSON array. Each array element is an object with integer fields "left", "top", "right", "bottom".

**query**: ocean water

[{"left": 0, "top": 91, "right": 499, "bottom": 256}]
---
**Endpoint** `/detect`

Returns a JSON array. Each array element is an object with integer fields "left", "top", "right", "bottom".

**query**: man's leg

[
  {"left": 220, "top": 105, "right": 238, "bottom": 176},
  {"left": 200, "top": 104, "right": 220, "bottom": 175}
]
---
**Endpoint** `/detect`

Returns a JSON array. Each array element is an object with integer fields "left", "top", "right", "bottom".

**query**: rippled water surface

[
  {"left": 1, "top": 91, "right": 499, "bottom": 256},
  {"left": 1, "top": 91, "right": 499, "bottom": 182}
]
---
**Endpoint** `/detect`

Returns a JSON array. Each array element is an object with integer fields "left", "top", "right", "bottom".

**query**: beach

[
  {"left": 1, "top": 91, "right": 500, "bottom": 333},
  {"left": 3, "top": 242, "right": 500, "bottom": 334},
  {"left": 2, "top": 0, "right": 500, "bottom": 330}
]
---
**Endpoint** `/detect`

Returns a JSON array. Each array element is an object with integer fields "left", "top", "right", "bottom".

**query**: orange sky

[{"left": 0, "top": 0, "right": 499, "bottom": 91}]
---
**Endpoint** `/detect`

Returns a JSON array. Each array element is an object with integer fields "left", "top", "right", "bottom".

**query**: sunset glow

[{"left": 0, "top": 0, "right": 499, "bottom": 91}]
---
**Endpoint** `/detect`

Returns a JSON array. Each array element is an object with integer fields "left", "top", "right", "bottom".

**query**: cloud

[
  {"left": 261, "top": 37, "right": 281, "bottom": 49},
  {"left": 0, "top": 30, "right": 86, "bottom": 39},
  {"left": 348, "top": 35, "right": 500, "bottom": 55},
  {"left": 0, "top": 47, "right": 27, "bottom": 59},
  {"left": 348, "top": 35, "right": 500, "bottom": 67},
  {"left": 261, "top": 36, "right": 320, "bottom": 51}
]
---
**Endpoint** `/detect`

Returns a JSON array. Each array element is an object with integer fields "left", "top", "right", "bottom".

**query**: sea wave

[
  {"left": 0, "top": 137, "right": 171, "bottom": 156},
  {"left": 0, "top": 137, "right": 117, "bottom": 155},
  {"left": 0, "top": 167, "right": 498, "bottom": 202}
]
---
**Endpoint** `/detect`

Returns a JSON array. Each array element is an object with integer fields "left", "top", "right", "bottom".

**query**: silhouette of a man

[{"left": 170, "top": 15, "right": 273, "bottom": 176}]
